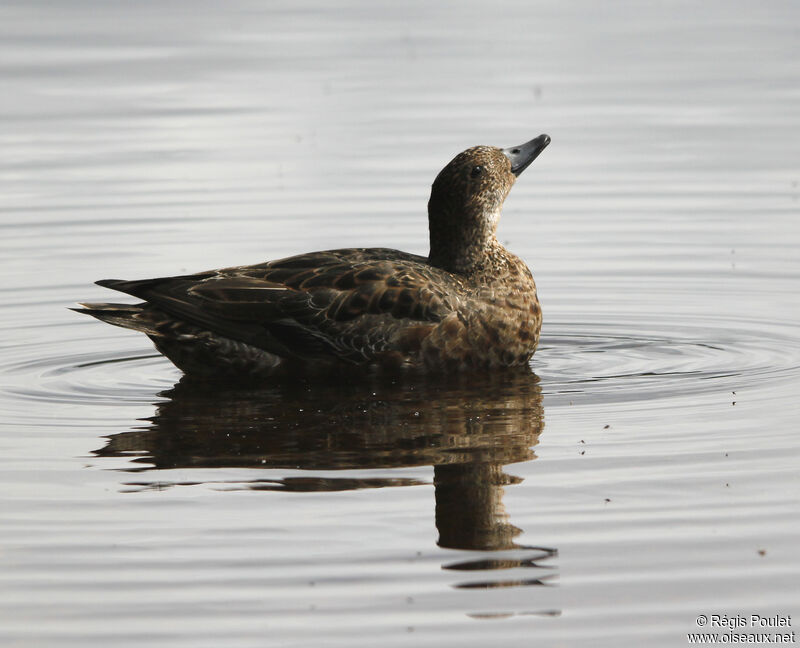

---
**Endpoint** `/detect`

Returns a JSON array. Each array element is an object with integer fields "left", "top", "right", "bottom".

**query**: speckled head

[{"left": 428, "top": 134, "right": 550, "bottom": 274}]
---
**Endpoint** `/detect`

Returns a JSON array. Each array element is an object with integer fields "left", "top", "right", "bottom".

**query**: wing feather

[{"left": 96, "top": 249, "right": 463, "bottom": 363}]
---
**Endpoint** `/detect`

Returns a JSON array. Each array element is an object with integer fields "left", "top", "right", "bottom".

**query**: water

[{"left": 1, "top": 1, "right": 799, "bottom": 646}]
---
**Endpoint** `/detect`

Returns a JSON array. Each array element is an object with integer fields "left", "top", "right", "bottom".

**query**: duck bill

[{"left": 502, "top": 134, "right": 551, "bottom": 177}]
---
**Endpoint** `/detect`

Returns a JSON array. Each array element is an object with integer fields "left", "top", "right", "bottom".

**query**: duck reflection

[{"left": 96, "top": 369, "right": 554, "bottom": 563}]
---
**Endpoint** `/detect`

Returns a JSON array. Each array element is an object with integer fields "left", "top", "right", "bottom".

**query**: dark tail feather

[
  {"left": 95, "top": 279, "right": 126, "bottom": 289},
  {"left": 95, "top": 278, "right": 157, "bottom": 299},
  {"left": 72, "top": 302, "right": 160, "bottom": 335},
  {"left": 95, "top": 273, "right": 215, "bottom": 299}
]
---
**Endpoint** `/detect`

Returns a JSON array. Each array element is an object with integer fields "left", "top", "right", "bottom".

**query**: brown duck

[{"left": 75, "top": 134, "right": 550, "bottom": 377}]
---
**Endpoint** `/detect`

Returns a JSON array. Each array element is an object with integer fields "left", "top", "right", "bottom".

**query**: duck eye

[{"left": 470, "top": 165, "right": 483, "bottom": 178}]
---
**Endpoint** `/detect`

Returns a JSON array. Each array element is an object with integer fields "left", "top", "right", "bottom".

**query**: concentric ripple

[
  {"left": 1, "top": 337, "right": 176, "bottom": 409},
  {"left": 3, "top": 311, "right": 799, "bottom": 413},
  {"left": 536, "top": 314, "right": 800, "bottom": 405}
]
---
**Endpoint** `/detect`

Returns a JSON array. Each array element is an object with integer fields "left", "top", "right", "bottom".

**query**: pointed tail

[{"left": 71, "top": 302, "right": 160, "bottom": 335}]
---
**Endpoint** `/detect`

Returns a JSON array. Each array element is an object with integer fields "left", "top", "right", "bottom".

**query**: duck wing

[{"left": 96, "top": 248, "right": 462, "bottom": 363}]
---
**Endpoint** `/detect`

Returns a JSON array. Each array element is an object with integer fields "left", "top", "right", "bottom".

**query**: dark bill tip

[{"left": 502, "top": 134, "right": 551, "bottom": 177}]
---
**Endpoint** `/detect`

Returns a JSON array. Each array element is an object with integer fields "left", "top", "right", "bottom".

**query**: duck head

[{"left": 427, "top": 134, "right": 550, "bottom": 275}]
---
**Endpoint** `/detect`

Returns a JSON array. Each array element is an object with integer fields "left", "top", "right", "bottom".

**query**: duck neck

[{"left": 427, "top": 204, "right": 502, "bottom": 277}]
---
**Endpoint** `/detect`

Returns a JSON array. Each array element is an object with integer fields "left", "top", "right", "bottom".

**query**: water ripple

[
  {"left": 3, "top": 313, "right": 798, "bottom": 411},
  {"left": 536, "top": 315, "right": 800, "bottom": 404}
]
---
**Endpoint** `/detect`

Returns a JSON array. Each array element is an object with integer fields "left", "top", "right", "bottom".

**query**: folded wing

[{"left": 97, "top": 248, "right": 462, "bottom": 363}]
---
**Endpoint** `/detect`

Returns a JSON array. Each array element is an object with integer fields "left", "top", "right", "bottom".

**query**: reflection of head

[
  {"left": 435, "top": 462, "right": 524, "bottom": 551},
  {"left": 97, "top": 370, "right": 544, "bottom": 550}
]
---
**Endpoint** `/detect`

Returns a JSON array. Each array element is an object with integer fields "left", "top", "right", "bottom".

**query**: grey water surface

[{"left": 1, "top": 1, "right": 799, "bottom": 646}]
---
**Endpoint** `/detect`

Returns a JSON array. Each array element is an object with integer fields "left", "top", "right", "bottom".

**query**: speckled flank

[{"left": 75, "top": 136, "right": 549, "bottom": 377}]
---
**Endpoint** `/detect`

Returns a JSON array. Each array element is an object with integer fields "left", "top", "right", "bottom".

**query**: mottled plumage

[{"left": 75, "top": 134, "right": 550, "bottom": 377}]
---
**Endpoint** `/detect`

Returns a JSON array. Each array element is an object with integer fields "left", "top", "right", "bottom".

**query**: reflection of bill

[{"left": 96, "top": 370, "right": 550, "bottom": 556}]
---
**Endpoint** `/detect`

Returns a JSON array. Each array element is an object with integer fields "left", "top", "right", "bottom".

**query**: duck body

[{"left": 76, "top": 135, "right": 550, "bottom": 378}]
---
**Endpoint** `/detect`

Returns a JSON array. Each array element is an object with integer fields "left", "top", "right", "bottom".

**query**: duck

[{"left": 75, "top": 134, "right": 550, "bottom": 378}]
